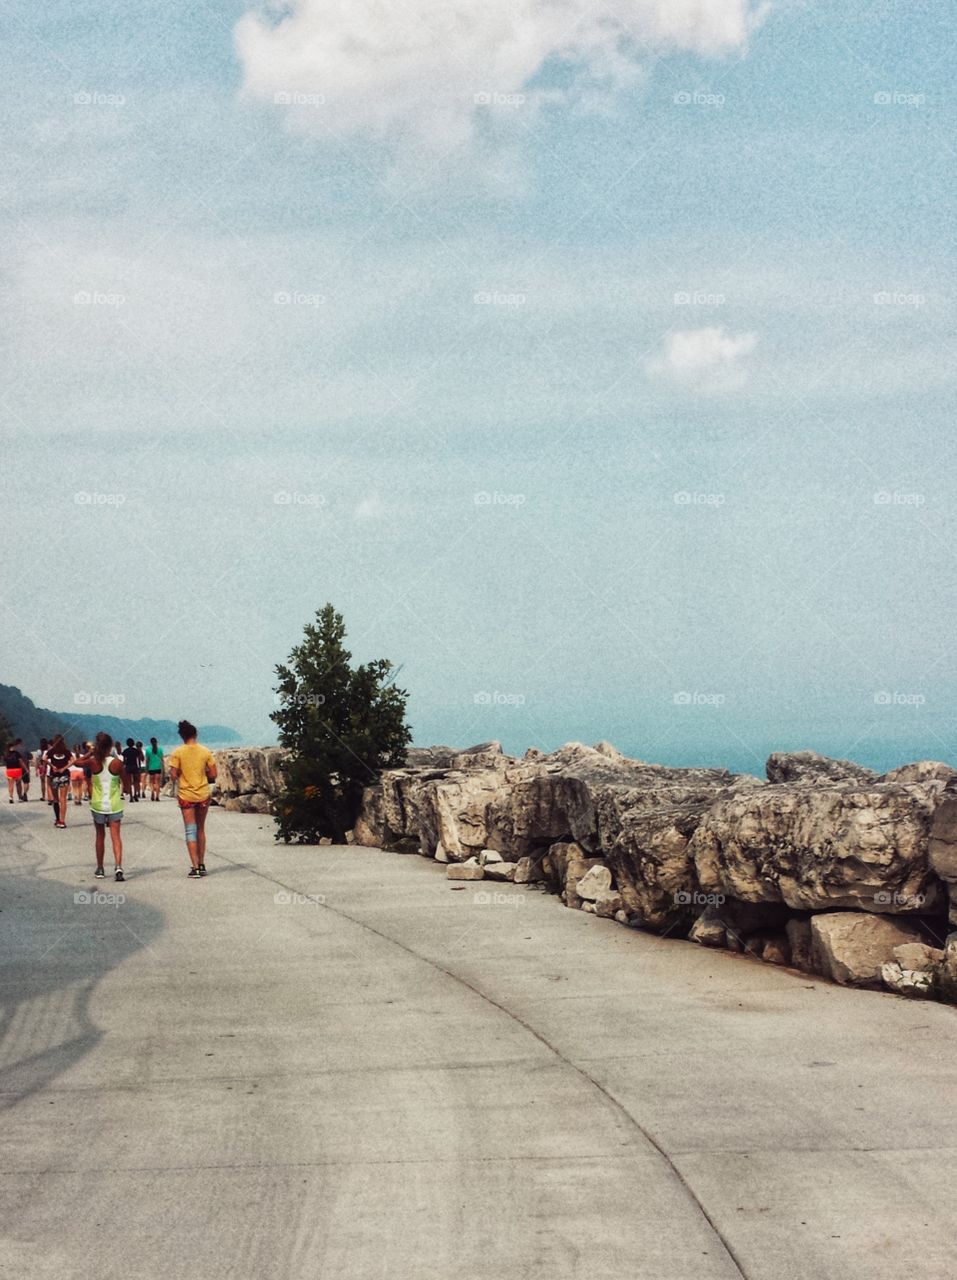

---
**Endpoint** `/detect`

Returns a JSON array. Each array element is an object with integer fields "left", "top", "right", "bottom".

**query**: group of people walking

[
  {"left": 3, "top": 721, "right": 218, "bottom": 883},
  {"left": 4, "top": 736, "right": 166, "bottom": 810}
]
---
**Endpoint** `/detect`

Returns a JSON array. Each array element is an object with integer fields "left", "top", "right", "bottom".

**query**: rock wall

[{"left": 355, "top": 741, "right": 957, "bottom": 1002}]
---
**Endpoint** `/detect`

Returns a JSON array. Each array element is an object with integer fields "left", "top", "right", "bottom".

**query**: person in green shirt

[{"left": 145, "top": 736, "right": 164, "bottom": 801}]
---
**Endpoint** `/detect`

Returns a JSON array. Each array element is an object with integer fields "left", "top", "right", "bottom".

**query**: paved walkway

[{"left": 1, "top": 797, "right": 955, "bottom": 1280}]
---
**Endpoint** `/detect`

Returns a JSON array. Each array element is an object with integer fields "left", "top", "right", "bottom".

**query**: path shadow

[{"left": 0, "top": 846, "right": 164, "bottom": 1111}]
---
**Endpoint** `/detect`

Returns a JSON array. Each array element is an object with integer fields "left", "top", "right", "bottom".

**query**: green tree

[{"left": 271, "top": 605, "right": 412, "bottom": 843}]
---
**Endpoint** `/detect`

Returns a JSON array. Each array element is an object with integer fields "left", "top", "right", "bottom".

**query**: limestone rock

[
  {"left": 689, "top": 907, "right": 727, "bottom": 948},
  {"left": 881, "top": 963, "right": 935, "bottom": 998},
  {"left": 882, "top": 761, "right": 957, "bottom": 786},
  {"left": 479, "top": 849, "right": 503, "bottom": 866},
  {"left": 692, "top": 780, "right": 945, "bottom": 914},
  {"left": 785, "top": 918, "right": 813, "bottom": 972},
  {"left": 593, "top": 888, "right": 623, "bottom": 918},
  {"left": 575, "top": 865, "right": 613, "bottom": 901},
  {"left": 810, "top": 913, "right": 922, "bottom": 987},
  {"left": 892, "top": 942, "right": 943, "bottom": 972},
  {"left": 765, "top": 751, "right": 878, "bottom": 785},
  {"left": 446, "top": 860, "right": 484, "bottom": 881},
  {"left": 484, "top": 861, "right": 518, "bottom": 882},
  {"left": 514, "top": 855, "right": 544, "bottom": 884}
]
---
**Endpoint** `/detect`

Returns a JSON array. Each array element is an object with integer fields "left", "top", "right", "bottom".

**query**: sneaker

[
  {"left": 94, "top": 866, "right": 105, "bottom": 879},
  {"left": 198, "top": 863, "right": 207, "bottom": 877},
  {"left": 187, "top": 867, "right": 201, "bottom": 878},
  {"left": 115, "top": 869, "right": 125, "bottom": 883},
  {"left": 55, "top": 822, "right": 66, "bottom": 829}
]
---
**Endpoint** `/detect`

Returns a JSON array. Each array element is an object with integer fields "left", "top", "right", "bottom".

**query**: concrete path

[{"left": 1, "top": 798, "right": 955, "bottom": 1280}]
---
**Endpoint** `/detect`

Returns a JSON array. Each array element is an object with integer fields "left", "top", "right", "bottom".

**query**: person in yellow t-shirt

[{"left": 169, "top": 720, "right": 217, "bottom": 878}]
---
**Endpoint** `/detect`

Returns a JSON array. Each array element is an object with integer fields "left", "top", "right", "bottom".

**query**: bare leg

[
  {"left": 110, "top": 821, "right": 123, "bottom": 869},
  {"left": 181, "top": 804, "right": 200, "bottom": 868},
  {"left": 6, "top": 776, "right": 14, "bottom": 802},
  {"left": 196, "top": 802, "right": 209, "bottom": 863},
  {"left": 95, "top": 825, "right": 106, "bottom": 869}
]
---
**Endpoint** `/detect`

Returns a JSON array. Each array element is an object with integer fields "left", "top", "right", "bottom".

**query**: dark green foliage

[{"left": 271, "top": 605, "right": 411, "bottom": 843}]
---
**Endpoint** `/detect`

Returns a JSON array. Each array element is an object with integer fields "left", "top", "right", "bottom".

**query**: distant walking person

[
  {"left": 14, "top": 740, "right": 30, "bottom": 800},
  {"left": 46, "top": 735, "right": 73, "bottom": 827},
  {"left": 4, "top": 741, "right": 26, "bottom": 804},
  {"left": 145, "top": 737, "right": 164, "bottom": 801},
  {"left": 135, "top": 741, "right": 146, "bottom": 798},
  {"left": 76, "top": 733, "right": 126, "bottom": 881},
  {"left": 122, "top": 738, "right": 141, "bottom": 802},
  {"left": 37, "top": 738, "right": 50, "bottom": 802},
  {"left": 169, "top": 720, "right": 217, "bottom": 878}
]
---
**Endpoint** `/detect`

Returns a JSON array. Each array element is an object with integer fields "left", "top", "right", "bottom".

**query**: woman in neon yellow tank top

[{"left": 75, "top": 733, "right": 126, "bottom": 882}]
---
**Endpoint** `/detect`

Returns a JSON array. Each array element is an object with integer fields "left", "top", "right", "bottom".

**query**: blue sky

[{"left": 1, "top": 0, "right": 955, "bottom": 773}]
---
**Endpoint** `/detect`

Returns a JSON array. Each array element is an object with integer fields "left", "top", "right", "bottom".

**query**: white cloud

[
  {"left": 647, "top": 326, "right": 758, "bottom": 391},
  {"left": 234, "top": 0, "right": 769, "bottom": 144}
]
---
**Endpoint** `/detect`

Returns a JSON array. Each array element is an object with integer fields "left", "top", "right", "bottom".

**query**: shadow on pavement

[{"left": 0, "top": 846, "right": 164, "bottom": 1112}]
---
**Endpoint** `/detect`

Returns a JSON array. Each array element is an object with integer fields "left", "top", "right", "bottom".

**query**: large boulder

[
  {"left": 691, "top": 779, "right": 947, "bottom": 914},
  {"left": 210, "top": 748, "right": 286, "bottom": 806},
  {"left": 929, "top": 795, "right": 957, "bottom": 925},
  {"left": 810, "top": 912, "right": 923, "bottom": 987}
]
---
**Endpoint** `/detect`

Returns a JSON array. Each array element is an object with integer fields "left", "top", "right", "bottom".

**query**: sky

[{"left": 1, "top": 0, "right": 955, "bottom": 774}]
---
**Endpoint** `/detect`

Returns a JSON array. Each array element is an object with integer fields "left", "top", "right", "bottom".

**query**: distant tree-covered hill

[{"left": 0, "top": 684, "right": 241, "bottom": 747}]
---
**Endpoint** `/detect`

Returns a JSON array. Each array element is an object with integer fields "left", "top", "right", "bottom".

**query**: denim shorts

[{"left": 92, "top": 811, "right": 123, "bottom": 826}]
